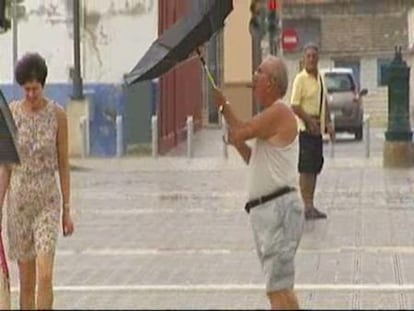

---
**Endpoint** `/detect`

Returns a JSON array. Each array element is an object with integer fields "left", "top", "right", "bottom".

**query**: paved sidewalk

[{"left": 5, "top": 128, "right": 414, "bottom": 309}]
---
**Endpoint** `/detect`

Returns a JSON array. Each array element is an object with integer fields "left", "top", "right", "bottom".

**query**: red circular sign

[{"left": 282, "top": 28, "right": 299, "bottom": 52}]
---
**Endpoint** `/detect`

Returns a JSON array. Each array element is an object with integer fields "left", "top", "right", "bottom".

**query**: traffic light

[
  {"left": 268, "top": 0, "right": 278, "bottom": 11},
  {"left": 249, "top": 0, "right": 268, "bottom": 39},
  {"left": 267, "top": 0, "right": 277, "bottom": 34},
  {"left": 267, "top": 0, "right": 278, "bottom": 55},
  {"left": 0, "top": 0, "right": 11, "bottom": 32},
  {"left": 249, "top": 0, "right": 261, "bottom": 37}
]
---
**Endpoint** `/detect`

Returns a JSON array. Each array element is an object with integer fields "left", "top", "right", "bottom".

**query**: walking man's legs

[
  {"left": 298, "top": 133, "right": 326, "bottom": 220},
  {"left": 299, "top": 173, "right": 326, "bottom": 219}
]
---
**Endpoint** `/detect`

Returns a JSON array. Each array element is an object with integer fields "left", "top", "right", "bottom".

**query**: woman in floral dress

[
  {"left": 0, "top": 52, "right": 74, "bottom": 309},
  {"left": 0, "top": 228, "right": 10, "bottom": 309}
]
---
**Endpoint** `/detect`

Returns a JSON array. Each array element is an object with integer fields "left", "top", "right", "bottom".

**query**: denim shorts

[{"left": 248, "top": 191, "right": 304, "bottom": 293}]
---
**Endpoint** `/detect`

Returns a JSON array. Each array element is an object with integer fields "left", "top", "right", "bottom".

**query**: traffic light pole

[
  {"left": 251, "top": 33, "right": 261, "bottom": 115},
  {"left": 12, "top": 0, "right": 18, "bottom": 97},
  {"left": 72, "top": 0, "right": 83, "bottom": 100},
  {"left": 278, "top": 0, "right": 283, "bottom": 56},
  {"left": 267, "top": 9, "right": 277, "bottom": 55},
  {"left": 268, "top": 30, "right": 276, "bottom": 55},
  {"left": 249, "top": 0, "right": 264, "bottom": 116}
]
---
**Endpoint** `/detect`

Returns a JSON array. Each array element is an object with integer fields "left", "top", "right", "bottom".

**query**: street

[{"left": 5, "top": 127, "right": 414, "bottom": 309}]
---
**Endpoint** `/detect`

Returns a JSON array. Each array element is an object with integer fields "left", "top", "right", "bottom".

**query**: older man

[
  {"left": 290, "top": 43, "right": 335, "bottom": 220},
  {"left": 215, "top": 55, "right": 304, "bottom": 310}
]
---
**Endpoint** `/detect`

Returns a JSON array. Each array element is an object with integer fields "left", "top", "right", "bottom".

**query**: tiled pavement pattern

[{"left": 4, "top": 128, "right": 414, "bottom": 309}]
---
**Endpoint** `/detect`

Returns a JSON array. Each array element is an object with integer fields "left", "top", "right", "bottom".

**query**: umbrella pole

[
  {"left": 196, "top": 49, "right": 217, "bottom": 89},
  {"left": 195, "top": 49, "right": 228, "bottom": 159},
  {"left": 204, "top": 66, "right": 217, "bottom": 89}
]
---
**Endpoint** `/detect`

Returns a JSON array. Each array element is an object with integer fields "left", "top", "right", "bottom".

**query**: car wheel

[{"left": 355, "top": 126, "right": 363, "bottom": 141}]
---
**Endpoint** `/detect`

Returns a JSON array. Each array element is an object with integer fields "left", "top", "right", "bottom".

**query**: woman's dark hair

[{"left": 15, "top": 52, "right": 48, "bottom": 87}]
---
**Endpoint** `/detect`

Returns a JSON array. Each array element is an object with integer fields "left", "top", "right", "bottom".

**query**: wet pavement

[{"left": 4, "top": 127, "right": 414, "bottom": 309}]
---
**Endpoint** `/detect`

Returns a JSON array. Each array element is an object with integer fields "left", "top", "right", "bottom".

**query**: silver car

[{"left": 321, "top": 68, "right": 368, "bottom": 140}]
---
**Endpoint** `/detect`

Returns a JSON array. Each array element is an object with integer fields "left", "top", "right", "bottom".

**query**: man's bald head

[{"left": 260, "top": 55, "right": 289, "bottom": 97}]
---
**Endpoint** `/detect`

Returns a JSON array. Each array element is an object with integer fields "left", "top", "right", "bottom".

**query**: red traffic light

[{"left": 268, "top": 0, "right": 278, "bottom": 11}]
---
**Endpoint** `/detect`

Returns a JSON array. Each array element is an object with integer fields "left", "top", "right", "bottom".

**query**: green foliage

[{"left": 1, "top": 0, "right": 25, "bottom": 32}]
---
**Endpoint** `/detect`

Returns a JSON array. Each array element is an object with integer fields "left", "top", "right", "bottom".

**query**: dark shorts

[{"left": 298, "top": 131, "right": 324, "bottom": 174}]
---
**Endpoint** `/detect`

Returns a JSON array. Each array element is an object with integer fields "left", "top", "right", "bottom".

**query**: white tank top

[{"left": 247, "top": 136, "right": 299, "bottom": 200}]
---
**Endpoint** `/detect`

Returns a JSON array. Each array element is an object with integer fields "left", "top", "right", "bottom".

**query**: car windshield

[{"left": 324, "top": 72, "right": 355, "bottom": 93}]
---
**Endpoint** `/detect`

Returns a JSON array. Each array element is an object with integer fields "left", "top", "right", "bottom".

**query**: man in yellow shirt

[{"left": 291, "top": 43, "right": 335, "bottom": 220}]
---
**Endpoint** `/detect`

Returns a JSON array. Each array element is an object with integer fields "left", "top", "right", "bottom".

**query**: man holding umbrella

[
  {"left": 124, "top": 2, "right": 303, "bottom": 306},
  {"left": 215, "top": 55, "right": 303, "bottom": 310}
]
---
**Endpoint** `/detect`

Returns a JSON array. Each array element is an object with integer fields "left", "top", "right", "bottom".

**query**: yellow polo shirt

[{"left": 290, "top": 69, "right": 326, "bottom": 133}]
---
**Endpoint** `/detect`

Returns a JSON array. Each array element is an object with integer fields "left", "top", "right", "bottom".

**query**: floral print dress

[{"left": 6, "top": 100, "right": 61, "bottom": 261}]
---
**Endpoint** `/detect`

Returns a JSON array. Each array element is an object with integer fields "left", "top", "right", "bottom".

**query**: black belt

[{"left": 244, "top": 186, "right": 296, "bottom": 214}]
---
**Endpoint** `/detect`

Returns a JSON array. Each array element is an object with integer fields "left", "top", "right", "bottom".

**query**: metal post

[
  {"left": 251, "top": 34, "right": 261, "bottom": 116},
  {"left": 249, "top": 1, "right": 264, "bottom": 116},
  {"left": 116, "top": 115, "right": 123, "bottom": 157},
  {"left": 330, "top": 113, "right": 335, "bottom": 158},
  {"left": 85, "top": 115, "right": 90, "bottom": 156},
  {"left": 364, "top": 114, "right": 370, "bottom": 158},
  {"left": 72, "top": 0, "right": 83, "bottom": 99},
  {"left": 151, "top": 115, "right": 158, "bottom": 158},
  {"left": 79, "top": 116, "right": 87, "bottom": 158},
  {"left": 12, "top": 0, "right": 17, "bottom": 97},
  {"left": 221, "top": 115, "right": 228, "bottom": 159},
  {"left": 267, "top": 2, "right": 278, "bottom": 56},
  {"left": 278, "top": 0, "right": 283, "bottom": 57},
  {"left": 187, "top": 116, "right": 194, "bottom": 158}
]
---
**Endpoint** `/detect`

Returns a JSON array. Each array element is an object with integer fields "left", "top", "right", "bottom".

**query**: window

[
  {"left": 333, "top": 60, "right": 360, "bottom": 88},
  {"left": 377, "top": 58, "right": 392, "bottom": 87},
  {"left": 324, "top": 73, "right": 355, "bottom": 93}
]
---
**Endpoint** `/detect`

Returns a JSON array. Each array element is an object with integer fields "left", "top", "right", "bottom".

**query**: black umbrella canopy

[
  {"left": 0, "top": 90, "right": 20, "bottom": 164},
  {"left": 124, "top": 0, "right": 233, "bottom": 85}
]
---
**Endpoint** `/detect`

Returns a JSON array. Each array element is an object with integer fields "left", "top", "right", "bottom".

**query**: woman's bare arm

[
  {"left": 55, "top": 105, "right": 71, "bottom": 213},
  {"left": 0, "top": 166, "right": 11, "bottom": 207}
]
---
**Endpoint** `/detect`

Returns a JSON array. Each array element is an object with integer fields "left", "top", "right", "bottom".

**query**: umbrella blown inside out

[
  {"left": 124, "top": 0, "right": 233, "bottom": 86},
  {"left": 0, "top": 90, "right": 20, "bottom": 164}
]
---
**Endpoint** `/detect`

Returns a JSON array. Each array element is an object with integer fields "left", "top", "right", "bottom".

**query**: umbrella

[
  {"left": 0, "top": 89, "right": 20, "bottom": 164},
  {"left": 124, "top": 0, "right": 233, "bottom": 86}
]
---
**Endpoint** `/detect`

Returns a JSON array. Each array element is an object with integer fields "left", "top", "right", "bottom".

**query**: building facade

[
  {"left": 0, "top": 0, "right": 159, "bottom": 156},
  {"left": 223, "top": 0, "right": 414, "bottom": 126}
]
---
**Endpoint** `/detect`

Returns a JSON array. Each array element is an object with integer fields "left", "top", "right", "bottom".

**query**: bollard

[
  {"left": 329, "top": 113, "right": 335, "bottom": 158},
  {"left": 364, "top": 114, "right": 370, "bottom": 158},
  {"left": 151, "top": 115, "right": 158, "bottom": 158},
  {"left": 187, "top": 116, "right": 194, "bottom": 158},
  {"left": 79, "top": 116, "right": 89, "bottom": 158},
  {"left": 116, "top": 115, "right": 123, "bottom": 157},
  {"left": 85, "top": 116, "right": 90, "bottom": 156},
  {"left": 221, "top": 115, "right": 228, "bottom": 159}
]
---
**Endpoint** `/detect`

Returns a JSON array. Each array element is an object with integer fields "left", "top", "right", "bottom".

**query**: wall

[
  {"left": 81, "top": 0, "right": 157, "bottom": 83},
  {"left": 157, "top": 0, "right": 203, "bottom": 154},
  {"left": 0, "top": 0, "right": 158, "bottom": 84},
  {"left": 0, "top": 0, "right": 158, "bottom": 156},
  {"left": 321, "top": 13, "right": 407, "bottom": 54},
  {"left": 124, "top": 79, "right": 159, "bottom": 150},
  {"left": 223, "top": 0, "right": 253, "bottom": 121},
  {"left": 0, "top": 82, "right": 127, "bottom": 156},
  {"left": 223, "top": 0, "right": 251, "bottom": 83}
]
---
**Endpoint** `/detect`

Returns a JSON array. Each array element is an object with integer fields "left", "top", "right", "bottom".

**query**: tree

[
  {"left": 0, "top": 0, "right": 11, "bottom": 31},
  {"left": 0, "top": 0, "right": 25, "bottom": 33}
]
